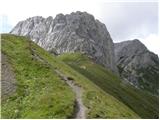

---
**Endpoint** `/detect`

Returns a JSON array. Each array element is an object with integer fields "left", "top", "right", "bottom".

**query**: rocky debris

[
  {"left": 1, "top": 53, "right": 16, "bottom": 100},
  {"left": 114, "top": 39, "right": 159, "bottom": 95},
  {"left": 10, "top": 11, "right": 117, "bottom": 73},
  {"left": 48, "top": 48, "right": 59, "bottom": 56}
]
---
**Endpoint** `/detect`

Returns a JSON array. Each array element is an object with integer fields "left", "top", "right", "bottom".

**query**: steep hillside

[
  {"left": 114, "top": 39, "right": 159, "bottom": 95},
  {"left": 1, "top": 34, "right": 139, "bottom": 118},
  {"left": 10, "top": 11, "right": 117, "bottom": 73},
  {"left": 1, "top": 34, "right": 75, "bottom": 118},
  {"left": 58, "top": 53, "right": 159, "bottom": 118}
]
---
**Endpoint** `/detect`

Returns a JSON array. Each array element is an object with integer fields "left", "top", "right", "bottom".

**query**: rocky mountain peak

[
  {"left": 10, "top": 11, "right": 118, "bottom": 73},
  {"left": 115, "top": 39, "right": 148, "bottom": 59},
  {"left": 115, "top": 39, "right": 159, "bottom": 95}
]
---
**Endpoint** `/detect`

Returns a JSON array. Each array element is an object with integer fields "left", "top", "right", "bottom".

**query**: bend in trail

[{"left": 55, "top": 70, "right": 86, "bottom": 119}]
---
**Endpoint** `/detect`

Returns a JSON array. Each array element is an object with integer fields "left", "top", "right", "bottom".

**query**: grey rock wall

[
  {"left": 115, "top": 39, "right": 159, "bottom": 95},
  {"left": 10, "top": 11, "right": 117, "bottom": 73}
]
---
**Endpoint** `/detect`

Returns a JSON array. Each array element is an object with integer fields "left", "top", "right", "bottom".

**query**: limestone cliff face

[
  {"left": 10, "top": 11, "right": 117, "bottom": 73},
  {"left": 115, "top": 39, "right": 159, "bottom": 95}
]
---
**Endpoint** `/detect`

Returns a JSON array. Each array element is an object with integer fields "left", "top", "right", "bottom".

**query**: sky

[{"left": 0, "top": 0, "right": 159, "bottom": 56}]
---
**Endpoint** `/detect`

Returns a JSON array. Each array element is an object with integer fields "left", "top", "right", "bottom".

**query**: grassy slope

[
  {"left": 58, "top": 53, "right": 159, "bottom": 119},
  {"left": 1, "top": 34, "right": 139, "bottom": 118},
  {"left": 1, "top": 34, "right": 75, "bottom": 118}
]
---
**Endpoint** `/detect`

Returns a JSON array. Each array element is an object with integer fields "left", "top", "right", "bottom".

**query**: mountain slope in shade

[
  {"left": 10, "top": 11, "right": 117, "bottom": 73},
  {"left": 114, "top": 39, "right": 159, "bottom": 95},
  {"left": 58, "top": 52, "right": 159, "bottom": 119}
]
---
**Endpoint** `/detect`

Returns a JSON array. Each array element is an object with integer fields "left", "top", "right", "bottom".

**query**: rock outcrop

[
  {"left": 115, "top": 39, "right": 159, "bottom": 95},
  {"left": 10, "top": 11, "right": 117, "bottom": 73},
  {"left": 1, "top": 53, "right": 16, "bottom": 100}
]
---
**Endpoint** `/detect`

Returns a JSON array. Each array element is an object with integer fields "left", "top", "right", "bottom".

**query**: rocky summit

[
  {"left": 10, "top": 11, "right": 117, "bottom": 73},
  {"left": 114, "top": 39, "right": 159, "bottom": 95}
]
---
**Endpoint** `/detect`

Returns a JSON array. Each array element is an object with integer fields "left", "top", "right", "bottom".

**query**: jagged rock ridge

[
  {"left": 115, "top": 39, "right": 159, "bottom": 95},
  {"left": 10, "top": 11, "right": 117, "bottom": 73}
]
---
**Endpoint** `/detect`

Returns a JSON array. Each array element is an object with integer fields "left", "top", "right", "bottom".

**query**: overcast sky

[{"left": 0, "top": 0, "right": 159, "bottom": 55}]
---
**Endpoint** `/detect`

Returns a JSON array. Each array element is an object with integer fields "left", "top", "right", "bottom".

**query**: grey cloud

[{"left": 99, "top": 2, "right": 158, "bottom": 41}]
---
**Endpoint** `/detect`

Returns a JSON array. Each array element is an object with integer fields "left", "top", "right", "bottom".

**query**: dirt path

[
  {"left": 55, "top": 70, "right": 86, "bottom": 119},
  {"left": 30, "top": 46, "right": 86, "bottom": 118}
]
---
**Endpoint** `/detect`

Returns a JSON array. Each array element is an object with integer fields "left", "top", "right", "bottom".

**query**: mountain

[
  {"left": 1, "top": 34, "right": 141, "bottom": 118},
  {"left": 1, "top": 34, "right": 159, "bottom": 119},
  {"left": 2, "top": 11, "right": 159, "bottom": 118},
  {"left": 114, "top": 39, "right": 159, "bottom": 95},
  {"left": 10, "top": 11, "right": 117, "bottom": 73}
]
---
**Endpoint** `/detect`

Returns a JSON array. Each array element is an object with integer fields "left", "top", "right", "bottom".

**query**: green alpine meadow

[{"left": 1, "top": 34, "right": 158, "bottom": 118}]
